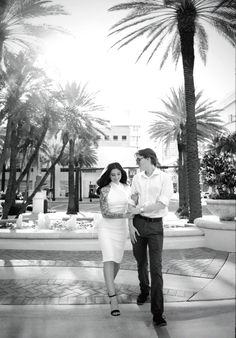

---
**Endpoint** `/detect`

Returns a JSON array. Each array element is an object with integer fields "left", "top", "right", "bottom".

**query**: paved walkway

[
  {"left": 0, "top": 201, "right": 235, "bottom": 337},
  {"left": 0, "top": 248, "right": 235, "bottom": 338},
  {"left": 0, "top": 248, "right": 228, "bottom": 305}
]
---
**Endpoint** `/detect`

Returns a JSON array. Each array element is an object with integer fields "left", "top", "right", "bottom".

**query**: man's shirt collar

[{"left": 140, "top": 167, "right": 161, "bottom": 178}]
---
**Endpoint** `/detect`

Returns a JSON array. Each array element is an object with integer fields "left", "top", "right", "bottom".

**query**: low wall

[
  {"left": 195, "top": 216, "right": 236, "bottom": 252},
  {"left": 0, "top": 227, "right": 204, "bottom": 251}
]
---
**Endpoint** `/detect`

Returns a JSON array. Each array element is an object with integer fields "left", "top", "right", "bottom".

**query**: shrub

[{"left": 200, "top": 152, "right": 236, "bottom": 199}]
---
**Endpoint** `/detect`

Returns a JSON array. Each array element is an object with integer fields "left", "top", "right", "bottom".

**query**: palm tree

[
  {"left": 108, "top": 0, "right": 235, "bottom": 222},
  {"left": 40, "top": 139, "right": 66, "bottom": 201},
  {"left": 0, "top": 0, "right": 67, "bottom": 65},
  {"left": 0, "top": 52, "right": 51, "bottom": 217},
  {"left": 0, "top": 50, "right": 53, "bottom": 172},
  {"left": 207, "top": 131, "right": 236, "bottom": 154},
  {"left": 148, "top": 87, "right": 226, "bottom": 218},
  {"left": 61, "top": 139, "right": 98, "bottom": 211},
  {"left": 0, "top": 51, "right": 66, "bottom": 218},
  {"left": 57, "top": 82, "right": 107, "bottom": 214}
]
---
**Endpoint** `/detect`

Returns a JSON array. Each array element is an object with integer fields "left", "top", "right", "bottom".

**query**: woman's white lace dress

[{"left": 98, "top": 182, "right": 131, "bottom": 263}]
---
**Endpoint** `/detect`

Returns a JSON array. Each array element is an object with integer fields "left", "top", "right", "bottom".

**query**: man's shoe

[
  {"left": 153, "top": 315, "right": 167, "bottom": 327},
  {"left": 136, "top": 293, "right": 149, "bottom": 305}
]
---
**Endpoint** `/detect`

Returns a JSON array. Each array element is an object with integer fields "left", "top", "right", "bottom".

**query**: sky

[{"left": 38, "top": 0, "right": 235, "bottom": 135}]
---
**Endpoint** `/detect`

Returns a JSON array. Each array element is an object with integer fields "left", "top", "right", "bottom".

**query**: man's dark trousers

[{"left": 132, "top": 215, "right": 164, "bottom": 317}]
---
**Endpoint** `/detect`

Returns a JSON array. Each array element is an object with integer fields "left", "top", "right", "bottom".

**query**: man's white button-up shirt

[{"left": 131, "top": 168, "right": 173, "bottom": 218}]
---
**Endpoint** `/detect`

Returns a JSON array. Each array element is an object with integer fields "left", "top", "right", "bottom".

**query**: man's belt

[{"left": 136, "top": 214, "right": 162, "bottom": 222}]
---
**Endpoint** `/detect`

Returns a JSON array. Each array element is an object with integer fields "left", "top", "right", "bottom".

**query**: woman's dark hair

[
  {"left": 96, "top": 162, "right": 128, "bottom": 195},
  {"left": 135, "top": 148, "right": 161, "bottom": 167}
]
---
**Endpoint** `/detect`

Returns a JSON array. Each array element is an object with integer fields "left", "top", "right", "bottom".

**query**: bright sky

[{"left": 39, "top": 0, "right": 235, "bottom": 132}]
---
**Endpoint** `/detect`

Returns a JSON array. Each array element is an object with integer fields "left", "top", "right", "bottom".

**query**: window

[
  {"left": 122, "top": 135, "right": 127, "bottom": 140},
  {"left": 113, "top": 135, "right": 118, "bottom": 140},
  {"left": 105, "top": 135, "right": 110, "bottom": 140}
]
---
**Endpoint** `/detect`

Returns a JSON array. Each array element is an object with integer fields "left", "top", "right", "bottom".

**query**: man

[{"left": 129, "top": 148, "right": 173, "bottom": 327}]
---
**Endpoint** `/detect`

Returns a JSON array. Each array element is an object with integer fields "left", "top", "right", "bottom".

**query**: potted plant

[{"left": 200, "top": 132, "right": 236, "bottom": 221}]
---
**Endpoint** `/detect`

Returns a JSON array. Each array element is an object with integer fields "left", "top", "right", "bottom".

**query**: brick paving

[
  {"left": 0, "top": 248, "right": 228, "bottom": 305},
  {"left": 0, "top": 248, "right": 227, "bottom": 278},
  {"left": 0, "top": 279, "right": 195, "bottom": 305}
]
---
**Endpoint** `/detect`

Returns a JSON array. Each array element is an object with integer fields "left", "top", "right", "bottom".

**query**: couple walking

[{"left": 96, "top": 148, "right": 173, "bottom": 327}]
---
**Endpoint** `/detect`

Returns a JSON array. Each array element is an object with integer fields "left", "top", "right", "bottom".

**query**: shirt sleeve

[
  {"left": 131, "top": 175, "right": 138, "bottom": 195},
  {"left": 158, "top": 172, "right": 173, "bottom": 206}
]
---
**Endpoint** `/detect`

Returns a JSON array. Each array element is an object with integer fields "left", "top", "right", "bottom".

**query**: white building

[
  {"left": 96, "top": 124, "right": 141, "bottom": 167},
  {"left": 217, "top": 92, "right": 235, "bottom": 133}
]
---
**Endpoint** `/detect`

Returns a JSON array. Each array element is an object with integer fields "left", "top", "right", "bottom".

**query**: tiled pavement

[{"left": 0, "top": 248, "right": 228, "bottom": 305}]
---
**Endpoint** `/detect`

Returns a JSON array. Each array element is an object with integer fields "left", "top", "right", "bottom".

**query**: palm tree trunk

[
  {"left": 2, "top": 127, "right": 18, "bottom": 218},
  {"left": 17, "top": 139, "right": 69, "bottom": 214},
  {"left": 1, "top": 163, "right": 6, "bottom": 191},
  {"left": 25, "top": 170, "right": 31, "bottom": 200},
  {"left": 79, "top": 169, "right": 82, "bottom": 201},
  {"left": 75, "top": 167, "right": 79, "bottom": 212},
  {"left": 177, "top": 144, "right": 189, "bottom": 218},
  {"left": 67, "top": 138, "right": 76, "bottom": 214},
  {"left": 178, "top": 15, "right": 202, "bottom": 222},
  {"left": 15, "top": 117, "right": 49, "bottom": 188},
  {"left": 183, "top": 150, "right": 189, "bottom": 216},
  {"left": 178, "top": 144, "right": 184, "bottom": 206},
  {"left": 0, "top": 118, "right": 12, "bottom": 174},
  {"left": 52, "top": 167, "right": 55, "bottom": 201},
  {"left": 49, "top": 166, "right": 56, "bottom": 201}
]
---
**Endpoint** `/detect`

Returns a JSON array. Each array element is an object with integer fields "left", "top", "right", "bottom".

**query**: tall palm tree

[
  {"left": 0, "top": 52, "right": 51, "bottom": 218},
  {"left": 108, "top": 0, "right": 235, "bottom": 222},
  {"left": 40, "top": 139, "right": 66, "bottom": 201},
  {"left": 0, "top": 51, "right": 65, "bottom": 218},
  {"left": 0, "top": 50, "right": 52, "bottom": 174},
  {"left": 57, "top": 82, "right": 107, "bottom": 214},
  {"left": 0, "top": 0, "right": 67, "bottom": 65},
  {"left": 61, "top": 139, "right": 98, "bottom": 210},
  {"left": 148, "top": 87, "right": 226, "bottom": 218}
]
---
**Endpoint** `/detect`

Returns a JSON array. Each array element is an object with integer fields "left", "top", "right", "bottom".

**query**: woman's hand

[
  {"left": 131, "top": 193, "right": 139, "bottom": 205},
  {"left": 130, "top": 205, "right": 142, "bottom": 215},
  {"left": 128, "top": 205, "right": 141, "bottom": 216},
  {"left": 128, "top": 221, "right": 140, "bottom": 244}
]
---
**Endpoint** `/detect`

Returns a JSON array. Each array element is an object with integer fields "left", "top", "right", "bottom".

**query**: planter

[
  {"left": 195, "top": 216, "right": 235, "bottom": 252},
  {"left": 206, "top": 199, "right": 236, "bottom": 221}
]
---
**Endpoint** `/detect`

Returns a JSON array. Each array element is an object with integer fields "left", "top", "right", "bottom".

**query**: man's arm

[{"left": 131, "top": 173, "right": 173, "bottom": 214}]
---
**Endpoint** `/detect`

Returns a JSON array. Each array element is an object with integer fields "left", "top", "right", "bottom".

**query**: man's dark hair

[
  {"left": 136, "top": 148, "right": 160, "bottom": 167},
  {"left": 96, "top": 162, "right": 128, "bottom": 195}
]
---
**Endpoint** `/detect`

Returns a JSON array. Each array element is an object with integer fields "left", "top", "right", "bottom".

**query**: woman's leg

[
  {"left": 114, "top": 262, "right": 120, "bottom": 280},
  {"left": 103, "top": 261, "right": 120, "bottom": 315},
  {"left": 104, "top": 261, "right": 116, "bottom": 295}
]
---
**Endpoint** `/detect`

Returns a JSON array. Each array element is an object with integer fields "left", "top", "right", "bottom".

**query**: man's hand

[{"left": 129, "top": 222, "right": 140, "bottom": 244}]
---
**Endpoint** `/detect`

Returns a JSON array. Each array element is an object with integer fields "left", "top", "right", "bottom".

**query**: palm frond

[
  {"left": 109, "top": 0, "right": 236, "bottom": 66},
  {"left": 4, "top": 0, "right": 68, "bottom": 21}
]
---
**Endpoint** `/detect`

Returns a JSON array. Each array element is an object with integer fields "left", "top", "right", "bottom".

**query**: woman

[{"left": 96, "top": 162, "right": 134, "bottom": 316}]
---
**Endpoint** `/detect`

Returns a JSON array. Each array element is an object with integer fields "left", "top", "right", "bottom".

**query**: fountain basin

[{"left": 0, "top": 211, "right": 205, "bottom": 250}]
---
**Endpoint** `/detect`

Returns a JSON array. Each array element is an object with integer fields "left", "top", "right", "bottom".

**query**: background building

[{"left": 218, "top": 92, "right": 235, "bottom": 133}]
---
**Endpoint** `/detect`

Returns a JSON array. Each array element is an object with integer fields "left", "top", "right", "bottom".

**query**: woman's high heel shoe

[{"left": 109, "top": 294, "right": 120, "bottom": 316}]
